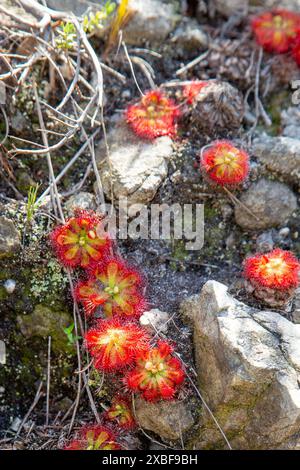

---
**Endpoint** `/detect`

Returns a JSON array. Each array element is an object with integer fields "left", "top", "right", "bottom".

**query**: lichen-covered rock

[
  {"left": 186, "top": 81, "right": 244, "bottom": 136},
  {"left": 182, "top": 280, "right": 300, "bottom": 450},
  {"left": 17, "top": 304, "right": 73, "bottom": 354},
  {"left": 0, "top": 216, "right": 21, "bottom": 258},
  {"left": 122, "top": 0, "right": 179, "bottom": 46},
  {"left": 135, "top": 397, "right": 194, "bottom": 441},
  {"left": 253, "top": 135, "right": 300, "bottom": 185},
  {"left": 96, "top": 121, "right": 174, "bottom": 205},
  {"left": 235, "top": 179, "right": 297, "bottom": 231}
]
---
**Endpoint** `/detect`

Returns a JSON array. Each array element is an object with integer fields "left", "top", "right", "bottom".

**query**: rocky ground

[{"left": 0, "top": 0, "right": 300, "bottom": 450}]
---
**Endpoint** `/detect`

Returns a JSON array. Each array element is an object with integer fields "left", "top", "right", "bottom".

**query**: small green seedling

[
  {"left": 55, "top": 22, "right": 77, "bottom": 50},
  {"left": 26, "top": 184, "right": 40, "bottom": 223},
  {"left": 63, "top": 323, "right": 81, "bottom": 345},
  {"left": 83, "top": 1, "right": 116, "bottom": 34}
]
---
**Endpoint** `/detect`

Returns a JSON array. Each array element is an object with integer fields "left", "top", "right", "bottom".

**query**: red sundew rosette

[
  {"left": 243, "top": 248, "right": 300, "bottom": 307},
  {"left": 50, "top": 209, "right": 111, "bottom": 269},
  {"left": 124, "top": 341, "right": 185, "bottom": 402},
  {"left": 85, "top": 318, "right": 150, "bottom": 372},
  {"left": 106, "top": 396, "right": 136, "bottom": 429},
  {"left": 64, "top": 424, "right": 120, "bottom": 450},
  {"left": 182, "top": 80, "right": 209, "bottom": 105},
  {"left": 200, "top": 140, "right": 250, "bottom": 188},
  {"left": 244, "top": 249, "right": 300, "bottom": 290},
  {"left": 251, "top": 9, "right": 300, "bottom": 54},
  {"left": 75, "top": 257, "right": 146, "bottom": 319},
  {"left": 125, "top": 89, "right": 180, "bottom": 140}
]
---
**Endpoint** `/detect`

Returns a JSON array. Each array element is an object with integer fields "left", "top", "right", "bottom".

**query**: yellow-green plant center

[
  {"left": 100, "top": 328, "right": 126, "bottom": 346},
  {"left": 216, "top": 150, "right": 237, "bottom": 167},
  {"left": 264, "top": 257, "right": 287, "bottom": 275},
  {"left": 145, "top": 360, "right": 165, "bottom": 375},
  {"left": 78, "top": 235, "right": 87, "bottom": 246},
  {"left": 104, "top": 285, "right": 120, "bottom": 296}
]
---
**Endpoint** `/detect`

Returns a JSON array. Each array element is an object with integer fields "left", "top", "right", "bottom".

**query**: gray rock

[
  {"left": 122, "top": 0, "right": 179, "bottom": 46},
  {"left": 213, "top": 0, "right": 248, "bottom": 17},
  {"left": 180, "top": 294, "right": 201, "bottom": 324},
  {"left": 0, "top": 216, "right": 21, "bottom": 258},
  {"left": 64, "top": 192, "right": 96, "bottom": 215},
  {"left": 255, "top": 231, "right": 274, "bottom": 253},
  {"left": 10, "top": 110, "right": 30, "bottom": 134},
  {"left": 183, "top": 280, "right": 300, "bottom": 449},
  {"left": 220, "top": 202, "right": 233, "bottom": 221},
  {"left": 171, "top": 18, "right": 208, "bottom": 52},
  {"left": 3, "top": 279, "right": 16, "bottom": 294},
  {"left": 291, "top": 289, "right": 300, "bottom": 324},
  {"left": 279, "top": 227, "right": 290, "bottom": 239},
  {"left": 96, "top": 121, "right": 174, "bottom": 205},
  {"left": 139, "top": 308, "right": 170, "bottom": 334},
  {"left": 46, "top": 0, "right": 89, "bottom": 15},
  {"left": 253, "top": 135, "right": 300, "bottom": 185},
  {"left": 235, "top": 179, "right": 297, "bottom": 231},
  {"left": 281, "top": 107, "right": 300, "bottom": 139},
  {"left": 10, "top": 417, "right": 22, "bottom": 433},
  {"left": 135, "top": 397, "right": 194, "bottom": 441},
  {"left": 225, "top": 232, "right": 236, "bottom": 250}
]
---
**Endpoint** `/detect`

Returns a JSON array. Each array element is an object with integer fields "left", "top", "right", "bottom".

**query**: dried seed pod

[
  {"left": 185, "top": 80, "right": 244, "bottom": 137},
  {"left": 207, "top": 39, "right": 255, "bottom": 87}
]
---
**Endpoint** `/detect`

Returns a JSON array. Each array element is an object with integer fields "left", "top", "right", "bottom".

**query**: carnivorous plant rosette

[
  {"left": 65, "top": 424, "right": 120, "bottom": 450},
  {"left": 182, "top": 80, "right": 209, "bottom": 104},
  {"left": 200, "top": 140, "right": 249, "bottom": 187},
  {"left": 76, "top": 258, "right": 146, "bottom": 318},
  {"left": 124, "top": 341, "right": 185, "bottom": 402},
  {"left": 251, "top": 9, "right": 300, "bottom": 53},
  {"left": 85, "top": 318, "right": 150, "bottom": 371},
  {"left": 50, "top": 210, "right": 110, "bottom": 269},
  {"left": 243, "top": 248, "right": 300, "bottom": 307},
  {"left": 125, "top": 89, "right": 180, "bottom": 139},
  {"left": 106, "top": 396, "right": 136, "bottom": 429}
]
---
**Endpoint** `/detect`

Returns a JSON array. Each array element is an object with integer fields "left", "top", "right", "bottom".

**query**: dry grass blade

[
  {"left": 15, "top": 381, "right": 43, "bottom": 439},
  {"left": 46, "top": 336, "right": 51, "bottom": 426}
]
